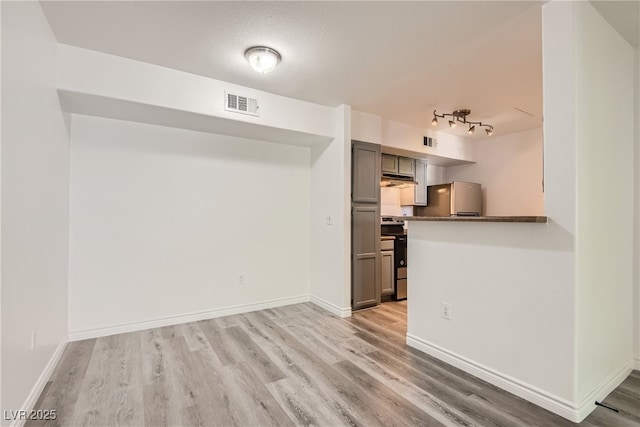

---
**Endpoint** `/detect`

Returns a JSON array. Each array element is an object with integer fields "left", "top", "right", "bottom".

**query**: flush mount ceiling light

[
  {"left": 244, "top": 46, "right": 281, "bottom": 74},
  {"left": 432, "top": 109, "right": 494, "bottom": 136}
]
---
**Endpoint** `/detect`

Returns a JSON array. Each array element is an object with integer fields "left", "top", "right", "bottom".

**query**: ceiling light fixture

[
  {"left": 244, "top": 46, "right": 281, "bottom": 74},
  {"left": 432, "top": 109, "right": 494, "bottom": 136}
]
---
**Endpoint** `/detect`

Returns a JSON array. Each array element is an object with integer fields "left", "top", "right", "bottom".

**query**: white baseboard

[
  {"left": 11, "top": 339, "right": 67, "bottom": 427},
  {"left": 68, "top": 294, "right": 310, "bottom": 341},
  {"left": 406, "top": 334, "right": 582, "bottom": 422},
  {"left": 574, "top": 360, "right": 632, "bottom": 422},
  {"left": 310, "top": 295, "right": 352, "bottom": 318}
]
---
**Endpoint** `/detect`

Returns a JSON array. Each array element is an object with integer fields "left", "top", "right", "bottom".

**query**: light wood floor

[{"left": 30, "top": 302, "right": 640, "bottom": 426}]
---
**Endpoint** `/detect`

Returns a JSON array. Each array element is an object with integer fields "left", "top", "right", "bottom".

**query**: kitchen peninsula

[
  {"left": 394, "top": 215, "right": 548, "bottom": 223},
  {"left": 399, "top": 213, "right": 577, "bottom": 420}
]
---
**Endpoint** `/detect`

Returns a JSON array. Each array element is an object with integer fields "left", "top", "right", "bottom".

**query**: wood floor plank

[
  {"left": 245, "top": 311, "right": 432, "bottom": 427},
  {"left": 220, "top": 361, "right": 296, "bottom": 426},
  {"left": 27, "top": 340, "right": 96, "bottom": 427},
  {"left": 140, "top": 329, "right": 196, "bottom": 426},
  {"left": 28, "top": 301, "right": 640, "bottom": 427},
  {"left": 265, "top": 378, "right": 347, "bottom": 427},
  {"left": 617, "top": 372, "right": 640, "bottom": 400},
  {"left": 332, "top": 359, "right": 447, "bottom": 427},
  {"left": 197, "top": 318, "right": 241, "bottom": 366},
  {"left": 324, "top": 343, "right": 479, "bottom": 427},
  {"left": 360, "top": 306, "right": 406, "bottom": 329},
  {"left": 285, "top": 323, "right": 344, "bottom": 364},
  {"left": 603, "top": 389, "right": 640, "bottom": 420},
  {"left": 180, "top": 322, "right": 210, "bottom": 352},
  {"left": 222, "top": 325, "right": 287, "bottom": 383},
  {"left": 238, "top": 313, "right": 366, "bottom": 426},
  {"left": 243, "top": 310, "right": 406, "bottom": 426},
  {"left": 214, "top": 313, "right": 243, "bottom": 329},
  {"left": 584, "top": 406, "right": 640, "bottom": 427},
  {"left": 306, "top": 322, "right": 377, "bottom": 357},
  {"left": 170, "top": 336, "right": 240, "bottom": 426},
  {"left": 68, "top": 332, "right": 144, "bottom": 426},
  {"left": 378, "top": 301, "right": 408, "bottom": 317}
]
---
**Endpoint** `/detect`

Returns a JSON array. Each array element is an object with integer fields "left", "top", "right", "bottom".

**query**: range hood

[{"left": 380, "top": 175, "right": 418, "bottom": 188}]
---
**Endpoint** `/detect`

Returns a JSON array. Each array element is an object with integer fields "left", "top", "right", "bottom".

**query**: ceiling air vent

[{"left": 225, "top": 91, "right": 259, "bottom": 116}]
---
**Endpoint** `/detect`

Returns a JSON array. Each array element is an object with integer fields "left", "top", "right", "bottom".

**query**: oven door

[{"left": 394, "top": 235, "right": 407, "bottom": 268}]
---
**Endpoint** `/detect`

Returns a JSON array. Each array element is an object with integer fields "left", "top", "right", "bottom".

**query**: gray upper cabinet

[
  {"left": 400, "top": 159, "right": 428, "bottom": 206},
  {"left": 414, "top": 159, "right": 427, "bottom": 205},
  {"left": 381, "top": 154, "right": 398, "bottom": 175},
  {"left": 381, "top": 154, "right": 415, "bottom": 178},
  {"left": 353, "top": 142, "right": 381, "bottom": 204},
  {"left": 398, "top": 157, "right": 415, "bottom": 177}
]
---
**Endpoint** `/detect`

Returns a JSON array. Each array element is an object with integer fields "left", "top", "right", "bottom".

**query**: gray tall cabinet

[{"left": 351, "top": 141, "right": 381, "bottom": 310}]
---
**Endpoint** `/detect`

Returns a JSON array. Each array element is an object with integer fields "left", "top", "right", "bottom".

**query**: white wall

[
  {"left": 351, "top": 110, "right": 382, "bottom": 145},
  {"left": 407, "top": 2, "right": 636, "bottom": 422},
  {"left": 57, "top": 44, "right": 335, "bottom": 143},
  {"left": 406, "top": 29, "right": 578, "bottom": 407},
  {"left": 309, "top": 106, "right": 351, "bottom": 316},
  {"left": 446, "top": 128, "right": 544, "bottom": 216},
  {"left": 382, "top": 120, "right": 476, "bottom": 162},
  {"left": 574, "top": 1, "right": 635, "bottom": 401},
  {"left": 1, "top": 1, "right": 70, "bottom": 421},
  {"left": 351, "top": 110, "right": 476, "bottom": 164},
  {"left": 406, "top": 221, "right": 576, "bottom": 416},
  {"left": 68, "top": 115, "right": 311, "bottom": 336}
]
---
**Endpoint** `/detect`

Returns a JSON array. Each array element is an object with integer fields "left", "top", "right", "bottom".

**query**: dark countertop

[{"left": 392, "top": 215, "right": 548, "bottom": 223}]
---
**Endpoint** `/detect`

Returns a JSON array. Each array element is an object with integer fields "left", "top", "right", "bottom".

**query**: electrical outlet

[
  {"left": 326, "top": 215, "right": 333, "bottom": 225},
  {"left": 31, "top": 331, "right": 36, "bottom": 351},
  {"left": 441, "top": 302, "right": 452, "bottom": 320},
  {"left": 238, "top": 275, "right": 245, "bottom": 286}
]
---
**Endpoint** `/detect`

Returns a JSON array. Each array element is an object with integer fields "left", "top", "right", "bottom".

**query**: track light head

[
  {"left": 468, "top": 125, "right": 475, "bottom": 134},
  {"left": 485, "top": 128, "right": 493, "bottom": 136},
  {"left": 432, "top": 117, "right": 438, "bottom": 126},
  {"left": 448, "top": 120, "right": 456, "bottom": 128}
]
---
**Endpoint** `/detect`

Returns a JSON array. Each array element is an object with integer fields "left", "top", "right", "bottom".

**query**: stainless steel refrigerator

[{"left": 417, "top": 182, "right": 482, "bottom": 217}]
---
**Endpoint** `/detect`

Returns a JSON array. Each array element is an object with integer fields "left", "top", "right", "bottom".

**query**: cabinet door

[
  {"left": 352, "top": 206, "right": 380, "bottom": 310},
  {"left": 398, "top": 157, "right": 415, "bottom": 177},
  {"left": 381, "top": 250, "right": 395, "bottom": 296},
  {"left": 352, "top": 142, "right": 381, "bottom": 204},
  {"left": 414, "top": 159, "right": 427, "bottom": 206},
  {"left": 381, "top": 154, "right": 398, "bottom": 175}
]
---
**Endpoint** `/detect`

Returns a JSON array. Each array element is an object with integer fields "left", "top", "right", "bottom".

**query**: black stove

[{"left": 381, "top": 220, "right": 407, "bottom": 300}]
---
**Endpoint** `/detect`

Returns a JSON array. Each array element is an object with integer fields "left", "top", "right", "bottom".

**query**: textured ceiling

[
  {"left": 591, "top": 0, "right": 640, "bottom": 48},
  {"left": 41, "top": 1, "right": 549, "bottom": 139}
]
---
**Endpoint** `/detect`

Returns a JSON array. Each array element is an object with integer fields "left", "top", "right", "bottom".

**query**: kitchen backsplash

[
  {"left": 381, "top": 187, "right": 402, "bottom": 216},
  {"left": 381, "top": 164, "right": 447, "bottom": 216}
]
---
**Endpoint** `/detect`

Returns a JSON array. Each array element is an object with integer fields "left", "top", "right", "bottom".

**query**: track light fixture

[{"left": 432, "top": 109, "right": 494, "bottom": 136}]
